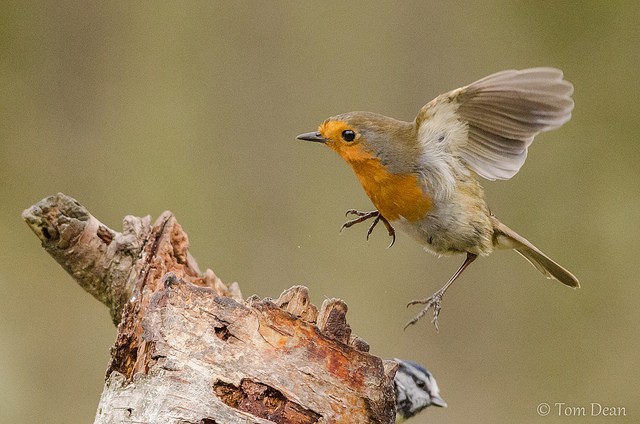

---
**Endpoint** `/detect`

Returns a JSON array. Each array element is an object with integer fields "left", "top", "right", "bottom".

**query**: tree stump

[{"left": 22, "top": 193, "right": 397, "bottom": 424}]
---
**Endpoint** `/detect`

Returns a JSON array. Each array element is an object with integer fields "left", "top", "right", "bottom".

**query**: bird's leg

[
  {"left": 404, "top": 252, "right": 478, "bottom": 331},
  {"left": 340, "top": 209, "right": 396, "bottom": 248}
]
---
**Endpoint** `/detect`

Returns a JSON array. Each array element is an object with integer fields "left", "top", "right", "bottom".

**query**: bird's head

[{"left": 297, "top": 112, "right": 418, "bottom": 171}]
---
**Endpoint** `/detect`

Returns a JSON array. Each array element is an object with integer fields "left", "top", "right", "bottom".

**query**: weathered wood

[
  {"left": 23, "top": 193, "right": 397, "bottom": 424},
  {"left": 23, "top": 193, "right": 151, "bottom": 324}
]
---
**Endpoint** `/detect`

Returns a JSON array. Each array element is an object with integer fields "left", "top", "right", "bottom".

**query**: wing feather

[{"left": 417, "top": 68, "right": 574, "bottom": 181}]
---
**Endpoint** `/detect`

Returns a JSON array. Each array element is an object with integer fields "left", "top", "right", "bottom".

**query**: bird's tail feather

[{"left": 491, "top": 216, "right": 579, "bottom": 288}]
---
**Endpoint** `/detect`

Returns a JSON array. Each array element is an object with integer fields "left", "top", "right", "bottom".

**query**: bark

[{"left": 23, "top": 193, "right": 397, "bottom": 424}]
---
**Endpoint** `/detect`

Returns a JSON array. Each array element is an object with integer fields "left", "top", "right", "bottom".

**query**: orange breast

[
  {"left": 347, "top": 154, "right": 432, "bottom": 222},
  {"left": 319, "top": 122, "right": 432, "bottom": 222}
]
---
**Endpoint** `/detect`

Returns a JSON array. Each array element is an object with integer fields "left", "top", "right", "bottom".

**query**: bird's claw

[
  {"left": 404, "top": 291, "right": 444, "bottom": 332},
  {"left": 340, "top": 209, "right": 396, "bottom": 248},
  {"left": 340, "top": 209, "right": 379, "bottom": 231}
]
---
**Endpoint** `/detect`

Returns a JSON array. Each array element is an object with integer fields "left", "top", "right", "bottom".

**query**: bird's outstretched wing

[{"left": 416, "top": 68, "right": 574, "bottom": 181}]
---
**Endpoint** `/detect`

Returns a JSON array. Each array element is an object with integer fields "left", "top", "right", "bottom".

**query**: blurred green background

[{"left": 2, "top": 1, "right": 639, "bottom": 423}]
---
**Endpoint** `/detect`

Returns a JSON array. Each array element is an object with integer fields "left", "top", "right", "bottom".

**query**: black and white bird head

[{"left": 394, "top": 359, "right": 447, "bottom": 422}]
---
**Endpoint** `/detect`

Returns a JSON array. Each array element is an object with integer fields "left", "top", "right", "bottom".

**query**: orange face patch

[
  {"left": 318, "top": 120, "right": 432, "bottom": 222},
  {"left": 318, "top": 120, "right": 355, "bottom": 143},
  {"left": 318, "top": 120, "right": 366, "bottom": 161}
]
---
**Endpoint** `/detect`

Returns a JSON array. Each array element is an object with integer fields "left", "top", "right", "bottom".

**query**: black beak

[{"left": 296, "top": 131, "right": 328, "bottom": 143}]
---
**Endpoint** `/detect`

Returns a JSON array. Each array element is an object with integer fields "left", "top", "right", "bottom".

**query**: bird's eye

[{"left": 341, "top": 130, "right": 356, "bottom": 142}]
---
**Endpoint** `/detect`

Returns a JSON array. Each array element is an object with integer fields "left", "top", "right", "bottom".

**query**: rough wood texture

[
  {"left": 23, "top": 193, "right": 397, "bottom": 424},
  {"left": 22, "top": 193, "right": 151, "bottom": 324}
]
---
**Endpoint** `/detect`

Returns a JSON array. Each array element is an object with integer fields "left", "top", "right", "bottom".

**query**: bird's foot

[
  {"left": 340, "top": 209, "right": 396, "bottom": 248},
  {"left": 340, "top": 209, "right": 379, "bottom": 230},
  {"left": 404, "top": 290, "right": 445, "bottom": 332}
]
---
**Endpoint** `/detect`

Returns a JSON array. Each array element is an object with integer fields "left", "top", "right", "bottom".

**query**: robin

[{"left": 297, "top": 67, "right": 579, "bottom": 330}]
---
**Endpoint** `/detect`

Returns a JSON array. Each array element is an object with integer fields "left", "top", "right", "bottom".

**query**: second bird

[{"left": 298, "top": 67, "right": 579, "bottom": 330}]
